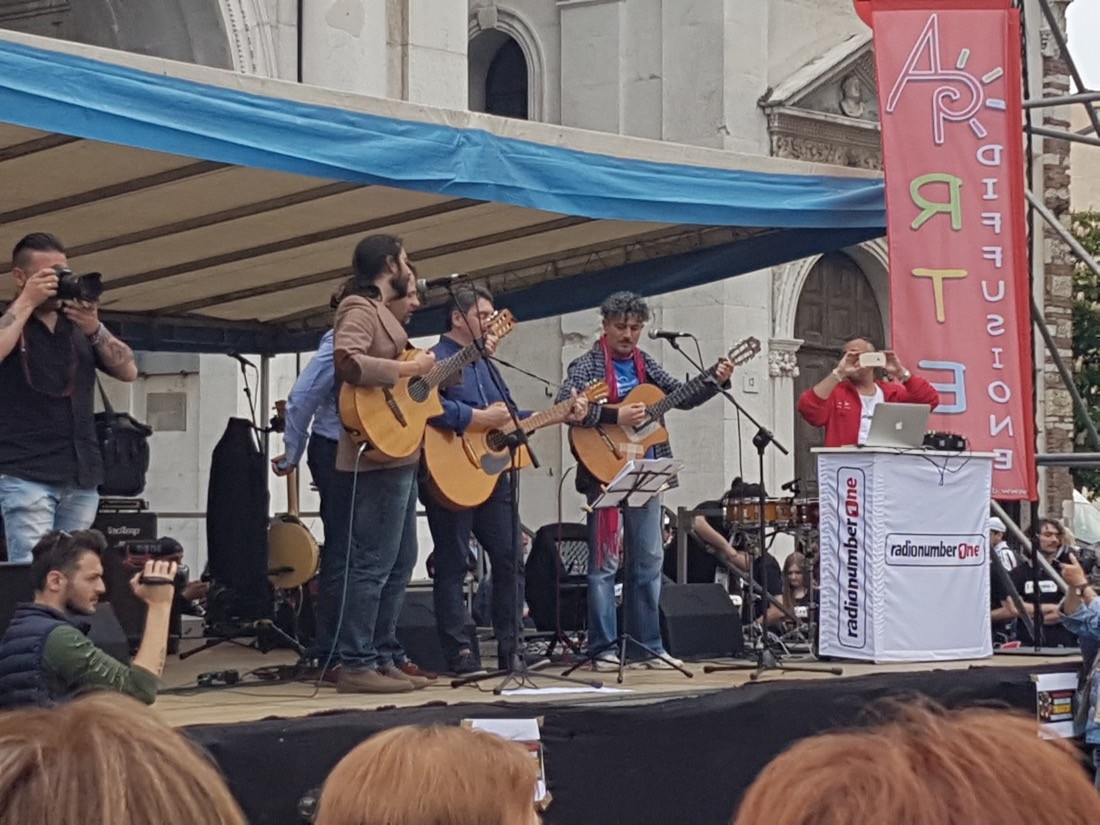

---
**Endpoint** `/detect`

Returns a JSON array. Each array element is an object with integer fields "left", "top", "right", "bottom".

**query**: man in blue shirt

[{"left": 423, "top": 285, "right": 586, "bottom": 674}]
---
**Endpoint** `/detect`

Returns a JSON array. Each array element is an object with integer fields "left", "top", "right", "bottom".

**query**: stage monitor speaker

[
  {"left": 659, "top": 583, "right": 743, "bottom": 659},
  {"left": 395, "top": 586, "right": 478, "bottom": 674}
]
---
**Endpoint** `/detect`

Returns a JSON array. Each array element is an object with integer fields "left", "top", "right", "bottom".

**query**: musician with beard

[{"left": 329, "top": 235, "right": 436, "bottom": 695}]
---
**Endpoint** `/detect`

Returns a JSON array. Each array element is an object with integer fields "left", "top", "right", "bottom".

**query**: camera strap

[{"left": 19, "top": 326, "right": 75, "bottom": 399}]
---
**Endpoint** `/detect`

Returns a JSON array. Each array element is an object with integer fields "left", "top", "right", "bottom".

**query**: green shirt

[{"left": 42, "top": 625, "right": 158, "bottom": 704}]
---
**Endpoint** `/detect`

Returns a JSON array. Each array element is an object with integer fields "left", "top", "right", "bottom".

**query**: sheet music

[{"left": 590, "top": 458, "right": 684, "bottom": 509}]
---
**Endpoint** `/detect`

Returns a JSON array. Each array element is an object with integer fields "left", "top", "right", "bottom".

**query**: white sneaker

[
  {"left": 636, "top": 653, "right": 686, "bottom": 670},
  {"left": 586, "top": 652, "right": 622, "bottom": 672}
]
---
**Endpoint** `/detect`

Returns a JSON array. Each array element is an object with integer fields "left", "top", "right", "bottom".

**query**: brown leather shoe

[
  {"left": 336, "top": 667, "right": 414, "bottom": 694},
  {"left": 379, "top": 665, "right": 429, "bottom": 689},
  {"left": 397, "top": 660, "right": 438, "bottom": 681}
]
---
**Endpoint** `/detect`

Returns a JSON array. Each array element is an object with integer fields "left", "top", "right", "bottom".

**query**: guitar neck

[
  {"left": 511, "top": 397, "right": 574, "bottom": 435},
  {"left": 422, "top": 342, "right": 483, "bottom": 389},
  {"left": 645, "top": 364, "right": 717, "bottom": 419}
]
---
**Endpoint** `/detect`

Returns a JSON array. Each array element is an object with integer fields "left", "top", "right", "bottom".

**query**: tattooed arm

[
  {"left": 0, "top": 268, "right": 58, "bottom": 360},
  {"left": 62, "top": 301, "right": 138, "bottom": 382},
  {"left": 91, "top": 327, "right": 138, "bottom": 382}
]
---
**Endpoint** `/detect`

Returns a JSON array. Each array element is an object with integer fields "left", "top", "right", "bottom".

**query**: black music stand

[{"left": 563, "top": 458, "right": 692, "bottom": 684}]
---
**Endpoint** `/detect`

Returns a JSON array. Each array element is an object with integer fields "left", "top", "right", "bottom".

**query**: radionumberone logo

[{"left": 835, "top": 468, "right": 867, "bottom": 649}]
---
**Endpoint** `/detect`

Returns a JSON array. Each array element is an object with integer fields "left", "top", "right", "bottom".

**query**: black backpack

[{"left": 95, "top": 380, "right": 153, "bottom": 497}]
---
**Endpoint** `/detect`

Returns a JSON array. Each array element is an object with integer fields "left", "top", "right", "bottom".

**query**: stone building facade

[{"left": 0, "top": 0, "right": 1078, "bottom": 567}]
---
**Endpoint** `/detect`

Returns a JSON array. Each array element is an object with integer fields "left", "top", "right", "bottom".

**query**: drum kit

[{"left": 724, "top": 495, "right": 820, "bottom": 553}]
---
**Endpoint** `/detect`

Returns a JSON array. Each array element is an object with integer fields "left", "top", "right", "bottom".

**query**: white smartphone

[{"left": 858, "top": 351, "right": 886, "bottom": 369}]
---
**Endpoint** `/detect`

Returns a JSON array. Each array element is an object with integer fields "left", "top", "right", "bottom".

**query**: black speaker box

[
  {"left": 395, "top": 586, "right": 478, "bottom": 673},
  {"left": 659, "top": 582, "right": 743, "bottom": 659}
]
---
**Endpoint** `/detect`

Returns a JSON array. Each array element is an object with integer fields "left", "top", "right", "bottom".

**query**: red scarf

[{"left": 594, "top": 337, "right": 647, "bottom": 569}]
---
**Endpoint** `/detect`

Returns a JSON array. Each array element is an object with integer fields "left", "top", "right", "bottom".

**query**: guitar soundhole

[
  {"left": 486, "top": 431, "right": 506, "bottom": 451},
  {"left": 409, "top": 378, "right": 429, "bottom": 403}
]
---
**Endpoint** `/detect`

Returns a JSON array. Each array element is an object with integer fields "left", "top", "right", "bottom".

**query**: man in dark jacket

[{"left": 0, "top": 529, "right": 175, "bottom": 708}]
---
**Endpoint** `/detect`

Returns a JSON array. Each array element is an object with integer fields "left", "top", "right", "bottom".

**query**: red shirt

[{"left": 797, "top": 376, "right": 940, "bottom": 447}]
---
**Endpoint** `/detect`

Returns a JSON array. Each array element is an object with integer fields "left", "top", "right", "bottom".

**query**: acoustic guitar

[
  {"left": 267, "top": 470, "right": 319, "bottom": 590},
  {"left": 568, "top": 337, "right": 762, "bottom": 484},
  {"left": 423, "top": 380, "right": 611, "bottom": 509},
  {"left": 339, "top": 310, "right": 516, "bottom": 459}
]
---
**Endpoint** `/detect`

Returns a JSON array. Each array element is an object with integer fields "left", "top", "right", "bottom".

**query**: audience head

[
  {"left": 30, "top": 529, "right": 107, "bottom": 615},
  {"left": 316, "top": 724, "right": 539, "bottom": 825},
  {"left": 0, "top": 693, "right": 245, "bottom": 824},
  {"left": 732, "top": 704, "right": 1100, "bottom": 825},
  {"left": 988, "top": 516, "right": 1006, "bottom": 546},
  {"left": 1037, "top": 518, "right": 1065, "bottom": 555}
]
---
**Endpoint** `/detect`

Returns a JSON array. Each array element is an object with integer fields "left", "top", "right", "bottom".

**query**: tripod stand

[
  {"left": 449, "top": 442, "right": 602, "bottom": 694},
  {"left": 562, "top": 458, "right": 692, "bottom": 684}
]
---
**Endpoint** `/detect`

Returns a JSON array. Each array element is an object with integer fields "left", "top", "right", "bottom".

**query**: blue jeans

[
  {"left": 329, "top": 465, "right": 418, "bottom": 671},
  {"left": 306, "top": 434, "right": 347, "bottom": 660},
  {"left": 586, "top": 495, "right": 666, "bottom": 658},
  {"left": 0, "top": 475, "right": 100, "bottom": 563},
  {"left": 425, "top": 474, "right": 522, "bottom": 668}
]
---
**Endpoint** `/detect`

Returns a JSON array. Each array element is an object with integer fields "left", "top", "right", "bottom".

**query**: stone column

[{"left": 1039, "top": 0, "right": 1075, "bottom": 515}]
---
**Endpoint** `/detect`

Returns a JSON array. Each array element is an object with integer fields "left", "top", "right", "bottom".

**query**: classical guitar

[
  {"left": 424, "top": 380, "right": 610, "bottom": 510},
  {"left": 339, "top": 310, "right": 516, "bottom": 459},
  {"left": 568, "top": 337, "right": 762, "bottom": 483}
]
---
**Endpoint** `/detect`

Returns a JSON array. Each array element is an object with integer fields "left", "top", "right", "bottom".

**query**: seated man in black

[
  {"left": 0, "top": 529, "right": 176, "bottom": 708},
  {"left": 663, "top": 487, "right": 782, "bottom": 622}
]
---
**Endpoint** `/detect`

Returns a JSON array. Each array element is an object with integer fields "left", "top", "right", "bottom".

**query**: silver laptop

[{"left": 862, "top": 402, "right": 931, "bottom": 449}]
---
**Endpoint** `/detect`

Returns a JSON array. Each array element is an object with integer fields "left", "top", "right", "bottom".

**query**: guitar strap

[{"left": 593, "top": 337, "right": 648, "bottom": 568}]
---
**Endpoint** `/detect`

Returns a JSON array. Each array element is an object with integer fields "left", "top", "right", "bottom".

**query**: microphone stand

[{"left": 663, "top": 336, "right": 837, "bottom": 679}]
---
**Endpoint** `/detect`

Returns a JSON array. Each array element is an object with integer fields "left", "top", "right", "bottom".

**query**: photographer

[
  {"left": 0, "top": 529, "right": 175, "bottom": 708},
  {"left": 0, "top": 233, "right": 137, "bottom": 563},
  {"left": 797, "top": 337, "right": 939, "bottom": 447}
]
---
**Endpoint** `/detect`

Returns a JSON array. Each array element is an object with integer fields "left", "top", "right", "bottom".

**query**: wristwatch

[
  {"left": 1075, "top": 584, "right": 1088, "bottom": 598},
  {"left": 898, "top": 369, "right": 911, "bottom": 382},
  {"left": 831, "top": 369, "right": 844, "bottom": 382}
]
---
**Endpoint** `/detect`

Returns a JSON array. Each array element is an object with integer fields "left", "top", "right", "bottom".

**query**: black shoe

[{"left": 449, "top": 651, "right": 486, "bottom": 676}]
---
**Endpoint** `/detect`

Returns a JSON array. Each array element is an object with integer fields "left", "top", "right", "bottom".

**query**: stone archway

[
  {"left": 468, "top": 5, "right": 545, "bottom": 121},
  {"left": 791, "top": 252, "right": 885, "bottom": 492}
]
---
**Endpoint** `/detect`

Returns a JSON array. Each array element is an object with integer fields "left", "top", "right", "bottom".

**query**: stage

[{"left": 161, "top": 647, "right": 1080, "bottom": 825}]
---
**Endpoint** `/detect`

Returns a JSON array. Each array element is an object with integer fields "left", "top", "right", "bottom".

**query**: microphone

[
  {"left": 416, "top": 273, "right": 466, "bottom": 292},
  {"left": 647, "top": 328, "right": 693, "bottom": 341},
  {"left": 228, "top": 352, "right": 255, "bottom": 369},
  {"left": 780, "top": 478, "right": 802, "bottom": 493}
]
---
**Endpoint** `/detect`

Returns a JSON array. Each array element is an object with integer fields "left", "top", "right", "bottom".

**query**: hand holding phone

[{"left": 858, "top": 351, "right": 886, "bottom": 369}]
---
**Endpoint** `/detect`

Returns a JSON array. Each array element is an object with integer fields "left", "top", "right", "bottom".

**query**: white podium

[{"left": 814, "top": 448, "right": 994, "bottom": 663}]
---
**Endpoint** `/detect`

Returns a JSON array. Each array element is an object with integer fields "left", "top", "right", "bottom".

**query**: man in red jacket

[{"left": 797, "top": 338, "right": 939, "bottom": 447}]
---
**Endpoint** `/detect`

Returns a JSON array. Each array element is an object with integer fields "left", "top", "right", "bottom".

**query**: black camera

[{"left": 52, "top": 264, "right": 104, "bottom": 303}]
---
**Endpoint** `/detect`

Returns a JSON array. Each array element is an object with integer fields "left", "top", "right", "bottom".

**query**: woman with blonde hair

[
  {"left": 0, "top": 692, "right": 245, "bottom": 824},
  {"left": 316, "top": 724, "right": 540, "bottom": 825},
  {"left": 732, "top": 704, "right": 1100, "bottom": 824}
]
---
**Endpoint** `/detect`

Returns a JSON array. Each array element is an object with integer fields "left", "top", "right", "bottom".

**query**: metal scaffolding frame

[{"left": 1018, "top": 0, "right": 1100, "bottom": 502}]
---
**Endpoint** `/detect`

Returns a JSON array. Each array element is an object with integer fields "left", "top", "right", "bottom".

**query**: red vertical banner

[{"left": 869, "top": 0, "right": 1036, "bottom": 499}]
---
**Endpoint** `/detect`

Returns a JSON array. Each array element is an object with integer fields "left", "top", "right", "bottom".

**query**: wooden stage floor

[{"left": 155, "top": 642, "right": 1078, "bottom": 728}]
